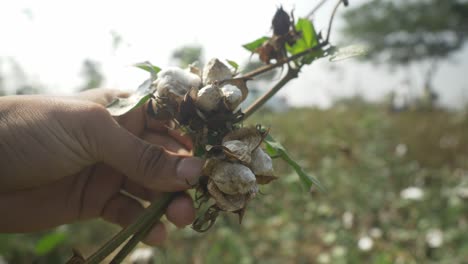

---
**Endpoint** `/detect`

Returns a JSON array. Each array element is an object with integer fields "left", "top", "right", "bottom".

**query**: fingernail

[{"left": 177, "top": 157, "right": 204, "bottom": 183}]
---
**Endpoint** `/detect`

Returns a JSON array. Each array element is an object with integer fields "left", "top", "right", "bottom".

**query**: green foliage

[
  {"left": 286, "top": 18, "right": 318, "bottom": 55},
  {"left": 264, "top": 134, "right": 325, "bottom": 192},
  {"left": 80, "top": 59, "right": 104, "bottom": 91},
  {"left": 342, "top": 0, "right": 468, "bottom": 64},
  {"left": 171, "top": 45, "right": 204, "bottom": 68},
  {"left": 3, "top": 104, "right": 468, "bottom": 263},
  {"left": 35, "top": 231, "right": 67, "bottom": 256},
  {"left": 106, "top": 78, "right": 154, "bottom": 116},
  {"left": 162, "top": 104, "right": 468, "bottom": 263},
  {"left": 287, "top": 18, "right": 322, "bottom": 64},
  {"left": 242, "top": 37, "right": 270, "bottom": 52},
  {"left": 226, "top": 59, "right": 239, "bottom": 72},
  {"left": 133, "top": 61, "right": 161, "bottom": 79}
]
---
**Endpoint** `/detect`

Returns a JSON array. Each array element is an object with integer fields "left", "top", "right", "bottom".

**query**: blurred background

[{"left": 1, "top": 0, "right": 467, "bottom": 263}]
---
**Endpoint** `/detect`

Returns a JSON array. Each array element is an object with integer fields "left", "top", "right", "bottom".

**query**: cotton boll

[
  {"left": 155, "top": 67, "right": 201, "bottom": 99},
  {"left": 211, "top": 162, "right": 256, "bottom": 195},
  {"left": 250, "top": 148, "right": 274, "bottom": 176},
  {"left": 221, "top": 84, "right": 243, "bottom": 110},
  {"left": 207, "top": 181, "right": 247, "bottom": 212},
  {"left": 203, "top": 58, "right": 232, "bottom": 85},
  {"left": 196, "top": 84, "right": 222, "bottom": 112}
]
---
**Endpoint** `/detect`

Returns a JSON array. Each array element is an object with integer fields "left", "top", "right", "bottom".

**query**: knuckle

[{"left": 137, "top": 144, "right": 168, "bottom": 187}]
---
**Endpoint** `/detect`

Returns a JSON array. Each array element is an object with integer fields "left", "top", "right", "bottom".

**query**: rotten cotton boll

[
  {"left": 211, "top": 162, "right": 257, "bottom": 195},
  {"left": 223, "top": 140, "right": 252, "bottom": 164},
  {"left": 207, "top": 181, "right": 252, "bottom": 212},
  {"left": 251, "top": 147, "right": 274, "bottom": 176},
  {"left": 193, "top": 127, "right": 276, "bottom": 231}
]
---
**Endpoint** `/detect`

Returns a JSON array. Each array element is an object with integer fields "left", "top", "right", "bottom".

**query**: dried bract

[{"left": 223, "top": 140, "right": 251, "bottom": 164}]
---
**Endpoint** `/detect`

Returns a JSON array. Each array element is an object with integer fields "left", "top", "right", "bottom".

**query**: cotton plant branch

[
  {"left": 80, "top": 194, "right": 176, "bottom": 264},
  {"left": 71, "top": 3, "right": 351, "bottom": 263}
]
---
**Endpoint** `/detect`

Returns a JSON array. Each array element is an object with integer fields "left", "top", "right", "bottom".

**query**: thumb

[{"left": 95, "top": 115, "right": 204, "bottom": 192}]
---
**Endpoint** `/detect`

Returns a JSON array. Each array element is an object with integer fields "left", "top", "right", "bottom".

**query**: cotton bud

[
  {"left": 223, "top": 140, "right": 251, "bottom": 164},
  {"left": 203, "top": 58, "right": 232, "bottom": 85},
  {"left": 221, "top": 84, "right": 243, "bottom": 111},
  {"left": 211, "top": 162, "right": 256, "bottom": 195},
  {"left": 196, "top": 84, "right": 222, "bottom": 112},
  {"left": 155, "top": 67, "right": 201, "bottom": 99},
  {"left": 251, "top": 148, "right": 274, "bottom": 176}
]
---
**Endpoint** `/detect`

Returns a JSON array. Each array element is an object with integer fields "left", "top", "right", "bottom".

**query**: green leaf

[
  {"left": 226, "top": 59, "right": 239, "bottom": 71},
  {"left": 264, "top": 134, "right": 325, "bottom": 192},
  {"left": 35, "top": 231, "right": 67, "bottom": 255},
  {"left": 134, "top": 61, "right": 161, "bottom": 79},
  {"left": 287, "top": 18, "right": 318, "bottom": 56},
  {"left": 329, "top": 44, "right": 369, "bottom": 62},
  {"left": 296, "top": 18, "right": 317, "bottom": 48},
  {"left": 106, "top": 78, "right": 155, "bottom": 116},
  {"left": 242, "top": 36, "right": 270, "bottom": 52}
]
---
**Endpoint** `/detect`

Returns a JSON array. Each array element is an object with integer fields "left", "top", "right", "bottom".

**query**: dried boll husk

[
  {"left": 221, "top": 84, "right": 243, "bottom": 111},
  {"left": 155, "top": 67, "right": 201, "bottom": 100},
  {"left": 207, "top": 181, "right": 246, "bottom": 212},
  {"left": 223, "top": 127, "right": 263, "bottom": 153},
  {"left": 222, "top": 140, "right": 251, "bottom": 164},
  {"left": 251, "top": 147, "right": 277, "bottom": 184},
  {"left": 211, "top": 162, "right": 256, "bottom": 195},
  {"left": 203, "top": 58, "right": 232, "bottom": 85},
  {"left": 196, "top": 84, "right": 223, "bottom": 112},
  {"left": 250, "top": 148, "right": 274, "bottom": 176}
]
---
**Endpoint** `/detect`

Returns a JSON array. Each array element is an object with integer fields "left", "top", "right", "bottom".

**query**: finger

[
  {"left": 141, "top": 131, "right": 191, "bottom": 155},
  {"left": 93, "top": 111, "right": 204, "bottom": 191},
  {"left": 100, "top": 193, "right": 167, "bottom": 246},
  {"left": 122, "top": 178, "right": 162, "bottom": 202},
  {"left": 167, "top": 128, "right": 194, "bottom": 151},
  {"left": 165, "top": 193, "right": 196, "bottom": 228},
  {"left": 76, "top": 88, "right": 130, "bottom": 106},
  {"left": 121, "top": 180, "right": 195, "bottom": 228}
]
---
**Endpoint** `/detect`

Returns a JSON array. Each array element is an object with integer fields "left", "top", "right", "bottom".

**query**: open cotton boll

[
  {"left": 155, "top": 67, "right": 201, "bottom": 99},
  {"left": 221, "top": 84, "right": 243, "bottom": 111},
  {"left": 196, "top": 84, "right": 223, "bottom": 112},
  {"left": 211, "top": 162, "right": 257, "bottom": 195},
  {"left": 203, "top": 58, "right": 232, "bottom": 85}
]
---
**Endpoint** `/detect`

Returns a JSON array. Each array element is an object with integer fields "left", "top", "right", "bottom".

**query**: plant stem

[
  {"left": 326, "top": 0, "right": 344, "bottom": 42},
  {"left": 242, "top": 42, "right": 328, "bottom": 80},
  {"left": 109, "top": 193, "right": 175, "bottom": 264},
  {"left": 243, "top": 67, "right": 299, "bottom": 119},
  {"left": 82, "top": 194, "right": 175, "bottom": 264},
  {"left": 306, "top": 0, "right": 330, "bottom": 19}
]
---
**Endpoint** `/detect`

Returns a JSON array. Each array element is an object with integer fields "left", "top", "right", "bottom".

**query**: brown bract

[{"left": 255, "top": 6, "right": 301, "bottom": 64}]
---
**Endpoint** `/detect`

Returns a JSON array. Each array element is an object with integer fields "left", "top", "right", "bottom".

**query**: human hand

[{"left": 0, "top": 88, "right": 204, "bottom": 245}]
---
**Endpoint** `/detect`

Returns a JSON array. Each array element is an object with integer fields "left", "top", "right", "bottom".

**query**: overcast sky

[{"left": 1, "top": 0, "right": 467, "bottom": 108}]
